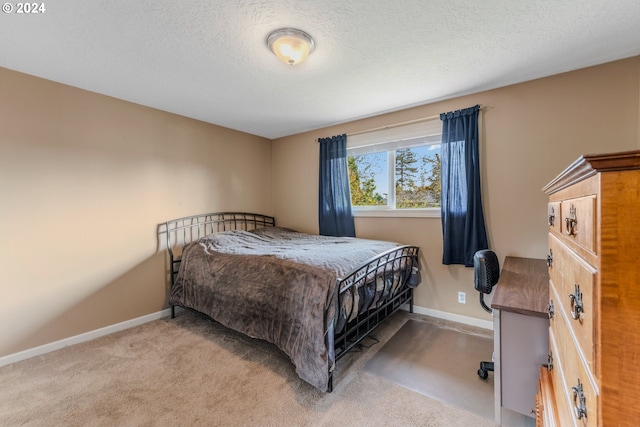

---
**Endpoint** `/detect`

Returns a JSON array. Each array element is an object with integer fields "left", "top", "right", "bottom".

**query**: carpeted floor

[{"left": 0, "top": 310, "right": 519, "bottom": 426}]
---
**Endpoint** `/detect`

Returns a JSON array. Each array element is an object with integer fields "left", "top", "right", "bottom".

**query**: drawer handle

[
  {"left": 569, "top": 284, "right": 584, "bottom": 320},
  {"left": 548, "top": 205, "right": 555, "bottom": 227},
  {"left": 546, "top": 249, "right": 553, "bottom": 267},
  {"left": 548, "top": 300, "right": 555, "bottom": 319},
  {"left": 572, "top": 379, "right": 588, "bottom": 420},
  {"left": 565, "top": 204, "right": 577, "bottom": 236}
]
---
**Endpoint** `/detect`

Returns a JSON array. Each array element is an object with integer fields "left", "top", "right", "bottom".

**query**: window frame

[{"left": 347, "top": 119, "right": 442, "bottom": 218}]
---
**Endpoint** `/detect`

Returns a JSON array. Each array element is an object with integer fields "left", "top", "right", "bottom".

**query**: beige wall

[
  {"left": 0, "top": 68, "right": 272, "bottom": 357},
  {"left": 272, "top": 57, "right": 640, "bottom": 322},
  {"left": 2, "top": 57, "right": 639, "bottom": 359}
]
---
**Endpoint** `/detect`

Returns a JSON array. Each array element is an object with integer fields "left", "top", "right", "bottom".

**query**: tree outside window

[{"left": 348, "top": 144, "right": 441, "bottom": 209}]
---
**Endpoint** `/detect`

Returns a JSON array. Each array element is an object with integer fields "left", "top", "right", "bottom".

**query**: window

[{"left": 347, "top": 119, "right": 442, "bottom": 217}]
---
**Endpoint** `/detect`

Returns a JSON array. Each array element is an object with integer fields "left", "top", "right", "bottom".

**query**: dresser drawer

[
  {"left": 549, "top": 325, "right": 599, "bottom": 427},
  {"left": 559, "top": 196, "right": 596, "bottom": 254},
  {"left": 548, "top": 235, "right": 596, "bottom": 372},
  {"left": 549, "top": 305, "right": 599, "bottom": 427},
  {"left": 548, "top": 202, "right": 562, "bottom": 234},
  {"left": 548, "top": 328, "right": 577, "bottom": 427}
]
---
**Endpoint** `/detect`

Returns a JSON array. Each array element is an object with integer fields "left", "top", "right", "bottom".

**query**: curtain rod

[
  {"left": 345, "top": 114, "right": 440, "bottom": 137},
  {"left": 315, "top": 105, "right": 483, "bottom": 142},
  {"left": 314, "top": 115, "right": 438, "bottom": 142}
]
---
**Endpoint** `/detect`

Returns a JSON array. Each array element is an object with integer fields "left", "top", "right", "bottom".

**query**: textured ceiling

[{"left": 2, "top": 0, "right": 640, "bottom": 139}]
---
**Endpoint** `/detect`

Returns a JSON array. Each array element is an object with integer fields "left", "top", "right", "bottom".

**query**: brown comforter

[{"left": 168, "top": 227, "right": 399, "bottom": 391}]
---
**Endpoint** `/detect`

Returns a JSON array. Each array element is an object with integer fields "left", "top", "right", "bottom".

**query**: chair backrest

[{"left": 474, "top": 250, "right": 500, "bottom": 295}]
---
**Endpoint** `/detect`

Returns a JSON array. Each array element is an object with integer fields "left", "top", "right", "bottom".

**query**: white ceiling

[{"left": 2, "top": 1, "right": 640, "bottom": 139}]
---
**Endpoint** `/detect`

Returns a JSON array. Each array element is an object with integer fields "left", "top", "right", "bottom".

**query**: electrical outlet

[{"left": 458, "top": 292, "right": 466, "bottom": 304}]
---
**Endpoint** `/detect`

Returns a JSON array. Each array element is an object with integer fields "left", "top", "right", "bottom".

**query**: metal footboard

[{"left": 328, "top": 245, "right": 420, "bottom": 391}]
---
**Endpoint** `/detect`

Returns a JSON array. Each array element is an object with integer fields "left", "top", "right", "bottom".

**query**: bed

[{"left": 163, "top": 212, "right": 420, "bottom": 391}]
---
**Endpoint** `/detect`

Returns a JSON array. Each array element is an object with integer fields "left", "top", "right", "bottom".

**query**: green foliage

[
  {"left": 395, "top": 149, "right": 441, "bottom": 208},
  {"left": 348, "top": 155, "right": 386, "bottom": 206}
]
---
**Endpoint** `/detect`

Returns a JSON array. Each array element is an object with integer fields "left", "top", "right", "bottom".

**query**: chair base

[{"left": 477, "top": 361, "right": 494, "bottom": 380}]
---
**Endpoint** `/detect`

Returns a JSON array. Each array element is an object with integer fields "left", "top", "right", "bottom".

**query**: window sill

[{"left": 353, "top": 208, "right": 441, "bottom": 218}]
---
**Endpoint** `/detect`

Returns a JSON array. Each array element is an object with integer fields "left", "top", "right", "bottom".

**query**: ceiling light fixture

[{"left": 266, "top": 28, "right": 315, "bottom": 65}]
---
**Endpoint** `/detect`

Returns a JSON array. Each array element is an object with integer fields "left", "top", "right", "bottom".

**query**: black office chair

[{"left": 474, "top": 249, "right": 500, "bottom": 380}]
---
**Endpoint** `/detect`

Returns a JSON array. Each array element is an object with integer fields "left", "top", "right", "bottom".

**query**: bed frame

[{"left": 163, "top": 212, "right": 420, "bottom": 391}]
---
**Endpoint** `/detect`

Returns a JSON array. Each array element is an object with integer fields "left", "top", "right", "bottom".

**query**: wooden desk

[{"left": 491, "top": 256, "right": 549, "bottom": 425}]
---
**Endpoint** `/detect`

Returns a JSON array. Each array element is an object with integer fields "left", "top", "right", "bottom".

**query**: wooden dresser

[{"left": 537, "top": 150, "right": 640, "bottom": 426}]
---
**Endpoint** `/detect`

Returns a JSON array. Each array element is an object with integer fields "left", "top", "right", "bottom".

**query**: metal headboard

[{"left": 164, "top": 212, "right": 275, "bottom": 287}]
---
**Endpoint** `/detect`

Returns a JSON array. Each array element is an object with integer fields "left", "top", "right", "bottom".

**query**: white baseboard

[
  {"left": 403, "top": 304, "right": 493, "bottom": 331},
  {"left": 0, "top": 308, "right": 174, "bottom": 368},
  {"left": 2, "top": 305, "right": 491, "bottom": 368}
]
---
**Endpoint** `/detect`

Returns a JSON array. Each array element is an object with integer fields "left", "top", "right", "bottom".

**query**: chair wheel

[{"left": 478, "top": 368, "right": 488, "bottom": 380}]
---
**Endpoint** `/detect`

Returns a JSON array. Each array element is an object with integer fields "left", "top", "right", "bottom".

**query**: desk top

[{"left": 490, "top": 256, "right": 550, "bottom": 318}]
